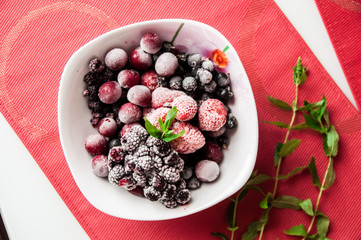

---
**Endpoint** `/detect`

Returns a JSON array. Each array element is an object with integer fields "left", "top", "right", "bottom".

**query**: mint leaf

[
  {"left": 327, "top": 125, "right": 339, "bottom": 157},
  {"left": 284, "top": 224, "right": 307, "bottom": 237},
  {"left": 303, "top": 113, "right": 324, "bottom": 133},
  {"left": 266, "top": 96, "right": 292, "bottom": 111},
  {"left": 317, "top": 214, "right": 330, "bottom": 238},
  {"left": 158, "top": 117, "right": 166, "bottom": 133},
  {"left": 297, "top": 99, "right": 325, "bottom": 112},
  {"left": 291, "top": 122, "right": 309, "bottom": 130},
  {"left": 279, "top": 139, "right": 301, "bottom": 157},
  {"left": 299, "top": 199, "right": 314, "bottom": 216},
  {"left": 323, "top": 109, "right": 330, "bottom": 129},
  {"left": 293, "top": 57, "right": 307, "bottom": 85},
  {"left": 144, "top": 117, "right": 162, "bottom": 138},
  {"left": 316, "top": 95, "right": 327, "bottom": 120},
  {"left": 324, "top": 158, "right": 336, "bottom": 189},
  {"left": 210, "top": 232, "right": 230, "bottom": 240},
  {"left": 274, "top": 142, "right": 283, "bottom": 166},
  {"left": 164, "top": 106, "right": 177, "bottom": 129},
  {"left": 271, "top": 195, "right": 302, "bottom": 210},
  {"left": 246, "top": 174, "right": 272, "bottom": 186},
  {"left": 308, "top": 157, "right": 321, "bottom": 188},
  {"left": 161, "top": 130, "right": 185, "bottom": 142},
  {"left": 262, "top": 121, "right": 289, "bottom": 128},
  {"left": 278, "top": 165, "right": 307, "bottom": 180},
  {"left": 259, "top": 193, "right": 273, "bottom": 209}
]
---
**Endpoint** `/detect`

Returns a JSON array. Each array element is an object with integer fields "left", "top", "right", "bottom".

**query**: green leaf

[
  {"left": 161, "top": 130, "right": 185, "bottom": 142},
  {"left": 164, "top": 106, "right": 177, "bottom": 129},
  {"left": 245, "top": 186, "right": 265, "bottom": 196},
  {"left": 262, "top": 121, "right": 289, "bottom": 128},
  {"left": 322, "top": 134, "right": 331, "bottom": 157},
  {"left": 271, "top": 195, "right": 302, "bottom": 210},
  {"left": 297, "top": 99, "right": 325, "bottom": 111},
  {"left": 158, "top": 117, "right": 166, "bottom": 133},
  {"left": 259, "top": 193, "right": 273, "bottom": 209},
  {"left": 293, "top": 57, "right": 307, "bottom": 85},
  {"left": 308, "top": 157, "right": 321, "bottom": 188},
  {"left": 246, "top": 174, "right": 272, "bottom": 186},
  {"left": 274, "top": 142, "right": 283, "bottom": 166},
  {"left": 211, "top": 232, "right": 230, "bottom": 240},
  {"left": 284, "top": 224, "right": 307, "bottom": 237},
  {"left": 279, "top": 139, "right": 301, "bottom": 157},
  {"left": 323, "top": 109, "right": 330, "bottom": 129},
  {"left": 242, "top": 221, "right": 262, "bottom": 240},
  {"left": 317, "top": 214, "right": 330, "bottom": 238},
  {"left": 324, "top": 158, "right": 336, "bottom": 189},
  {"left": 303, "top": 113, "right": 324, "bottom": 133},
  {"left": 291, "top": 122, "right": 310, "bottom": 130},
  {"left": 266, "top": 95, "right": 293, "bottom": 111},
  {"left": 226, "top": 189, "right": 250, "bottom": 228},
  {"left": 299, "top": 199, "right": 314, "bottom": 216},
  {"left": 327, "top": 125, "right": 339, "bottom": 157},
  {"left": 144, "top": 117, "right": 162, "bottom": 138},
  {"left": 278, "top": 165, "right": 307, "bottom": 180},
  {"left": 316, "top": 95, "right": 327, "bottom": 120}
]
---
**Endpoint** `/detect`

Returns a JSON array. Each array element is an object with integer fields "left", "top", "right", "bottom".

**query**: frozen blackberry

[
  {"left": 201, "top": 58, "right": 214, "bottom": 72},
  {"left": 217, "top": 86, "right": 234, "bottom": 101},
  {"left": 130, "top": 125, "right": 148, "bottom": 142},
  {"left": 197, "top": 68, "right": 212, "bottom": 84},
  {"left": 187, "top": 53, "right": 201, "bottom": 67},
  {"left": 150, "top": 175, "right": 166, "bottom": 191},
  {"left": 107, "top": 158, "right": 117, "bottom": 171},
  {"left": 108, "top": 146, "right": 124, "bottom": 163},
  {"left": 161, "top": 166, "right": 180, "bottom": 183},
  {"left": 216, "top": 72, "right": 230, "bottom": 87},
  {"left": 217, "top": 135, "right": 230, "bottom": 149},
  {"left": 101, "top": 68, "right": 116, "bottom": 82},
  {"left": 182, "top": 76, "right": 197, "bottom": 91},
  {"left": 174, "top": 158, "right": 185, "bottom": 172},
  {"left": 146, "top": 136, "right": 158, "bottom": 148},
  {"left": 134, "top": 145, "right": 151, "bottom": 158},
  {"left": 136, "top": 155, "right": 153, "bottom": 172},
  {"left": 124, "top": 156, "right": 136, "bottom": 174},
  {"left": 90, "top": 112, "right": 103, "bottom": 127},
  {"left": 161, "top": 184, "right": 177, "bottom": 200},
  {"left": 144, "top": 186, "right": 161, "bottom": 201},
  {"left": 204, "top": 81, "right": 217, "bottom": 93},
  {"left": 163, "top": 151, "right": 181, "bottom": 166},
  {"left": 176, "top": 189, "right": 191, "bottom": 205},
  {"left": 119, "top": 175, "right": 137, "bottom": 190},
  {"left": 187, "top": 177, "right": 201, "bottom": 189},
  {"left": 88, "top": 58, "right": 105, "bottom": 73},
  {"left": 176, "top": 178, "right": 187, "bottom": 189},
  {"left": 121, "top": 131, "right": 140, "bottom": 152},
  {"left": 161, "top": 199, "right": 178, "bottom": 208},
  {"left": 180, "top": 166, "right": 193, "bottom": 180},
  {"left": 108, "top": 138, "right": 121, "bottom": 149},
  {"left": 153, "top": 155, "right": 163, "bottom": 169},
  {"left": 226, "top": 113, "right": 238, "bottom": 129},
  {"left": 108, "top": 165, "right": 125, "bottom": 185},
  {"left": 153, "top": 139, "right": 171, "bottom": 157},
  {"left": 88, "top": 101, "right": 103, "bottom": 113},
  {"left": 87, "top": 85, "right": 99, "bottom": 101},
  {"left": 132, "top": 172, "right": 147, "bottom": 187},
  {"left": 84, "top": 72, "right": 100, "bottom": 85},
  {"left": 169, "top": 76, "right": 182, "bottom": 90}
]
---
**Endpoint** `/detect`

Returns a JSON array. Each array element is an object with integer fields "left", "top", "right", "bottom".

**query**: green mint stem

[
  {"left": 170, "top": 23, "right": 184, "bottom": 44},
  {"left": 229, "top": 190, "right": 243, "bottom": 240},
  {"left": 223, "top": 45, "right": 229, "bottom": 52}
]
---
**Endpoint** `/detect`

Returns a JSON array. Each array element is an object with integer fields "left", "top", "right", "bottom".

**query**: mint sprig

[{"left": 144, "top": 106, "right": 185, "bottom": 142}]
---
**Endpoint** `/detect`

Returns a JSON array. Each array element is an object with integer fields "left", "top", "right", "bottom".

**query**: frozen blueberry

[
  {"left": 182, "top": 76, "right": 197, "bottom": 91},
  {"left": 216, "top": 72, "right": 230, "bottom": 87},
  {"left": 169, "top": 76, "right": 183, "bottom": 90}
]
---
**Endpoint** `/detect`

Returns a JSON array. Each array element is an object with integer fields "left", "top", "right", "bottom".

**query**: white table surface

[{"left": 0, "top": 1, "right": 357, "bottom": 239}]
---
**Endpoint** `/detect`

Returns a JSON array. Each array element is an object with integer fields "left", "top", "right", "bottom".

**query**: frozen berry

[
  {"left": 108, "top": 146, "right": 124, "bottom": 163},
  {"left": 170, "top": 121, "right": 205, "bottom": 154},
  {"left": 132, "top": 172, "right": 147, "bottom": 187},
  {"left": 217, "top": 135, "right": 229, "bottom": 149},
  {"left": 161, "top": 166, "right": 180, "bottom": 183},
  {"left": 120, "top": 122, "right": 141, "bottom": 137},
  {"left": 88, "top": 58, "right": 105, "bottom": 73},
  {"left": 128, "top": 186, "right": 145, "bottom": 198},
  {"left": 204, "top": 81, "right": 217, "bottom": 93},
  {"left": 187, "top": 177, "right": 201, "bottom": 189},
  {"left": 161, "top": 199, "right": 178, "bottom": 208},
  {"left": 169, "top": 76, "right": 182, "bottom": 90},
  {"left": 141, "top": 70, "right": 158, "bottom": 92},
  {"left": 181, "top": 166, "right": 193, "bottom": 180},
  {"left": 163, "top": 151, "right": 181, "bottom": 166},
  {"left": 207, "top": 126, "right": 226, "bottom": 138},
  {"left": 217, "top": 86, "right": 234, "bottom": 101},
  {"left": 98, "top": 81, "right": 122, "bottom": 104},
  {"left": 226, "top": 113, "right": 238, "bottom": 129},
  {"left": 161, "top": 41, "right": 175, "bottom": 52},
  {"left": 117, "top": 69, "right": 140, "bottom": 89},
  {"left": 151, "top": 87, "right": 186, "bottom": 108},
  {"left": 119, "top": 175, "right": 137, "bottom": 190},
  {"left": 118, "top": 103, "right": 142, "bottom": 124},
  {"left": 140, "top": 33, "right": 162, "bottom": 54},
  {"left": 204, "top": 141, "right": 223, "bottom": 163},
  {"left": 197, "top": 68, "right": 212, "bottom": 84},
  {"left": 144, "top": 186, "right": 161, "bottom": 201},
  {"left": 176, "top": 189, "right": 191, "bottom": 205},
  {"left": 152, "top": 139, "right": 171, "bottom": 156},
  {"left": 195, "top": 160, "right": 220, "bottom": 182},
  {"left": 83, "top": 72, "right": 100, "bottom": 85},
  {"left": 97, "top": 117, "right": 117, "bottom": 137},
  {"left": 91, "top": 155, "right": 109, "bottom": 177},
  {"left": 150, "top": 175, "right": 166, "bottom": 191},
  {"left": 201, "top": 58, "right": 214, "bottom": 72},
  {"left": 155, "top": 52, "right": 178, "bottom": 77},
  {"left": 121, "top": 131, "right": 140, "bottom": 152},
  {"left": 187, "top": 53, "right": 201, "bottom": 67},
  {"left": 133, "top": 145, "right": 150, "bottom": 158},
  {"left": 198, "top": 99, "right": 227, "bottom": 131},
  {"left": 182, "top": 76, "right": 197, "bottom": 91},
  {"left": 171, "top": 95, "right": 197, "bottom": 121},
  {"left": 176, "top": 178, "right": 187, "bottom": 189},
  {"left": 105, "top": 48, "right": 128, "bottom": 71},
  {"left": 216, "top": 73, "right": 230, "bottom": 87},
  {"left": 129, "top": 47, "right": 152, "bottom": 70},
  {"left": 127, "top": 85, "right": 151, "bottom": 107},
  {"left": 129, "top": 125, "right": 149, "bottom": 142},
  {"left": 136, "top": 155, "right": 153, "bottom": 172},
  {"left": 108, "top": 164, "right": 125, "bottom": 185},
  {"left": 144, "top": 107, "right": 170, "bottom": 129},
  {"left": 85, "top": 133, "right": 107, "bottom": 155},
  {"left": 109, "top": 138, "right": 121, "bottom": 148}
]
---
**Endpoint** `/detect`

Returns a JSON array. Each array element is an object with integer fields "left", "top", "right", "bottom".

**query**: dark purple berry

[
  {"left": 182, "top": 76, "right": 197, "bottom": 91},
  {"left": 216, "top": 72, "right": 230, "bottom": 87},
  {"left": 108, "top": 165, "right": 125, "bottom": 185},
  {"left": 204, "top": 81, "right": 217, "bottom": 93},
  {"left": 187, "top": 177, "right": 201, "bottom": 189},
  {"left": 217, "top": 86, "right": 234, "bottom": 101},
  {"left": 201, "top": 93, "right": 211, "bottom": 101},
  {"left": 150, "top": 175, "right": 166, "bottom": 191},
  {"left": 153, "top": 139, "right": 171, "bottom": 157},
  {"left": 88, "top": 58, "right": 105, "bottom": 73},
  {"left": 144, "top": 186, "right": 161, "bottom": 201},
  {"left": 109, "top": 138, "right": 121, "bottom": 149},
  {"left": 163, "top": 151, "right": 181, "bottom": 165},
  {"left": 121, "top": 132, "right": 140, "bottom": 152},
  {"left": 169, "top": 76, "right": 182, "bottom": 90},
  {"left": 180, "top": 166, "right": 193, "bottom": 180},
  {"left": 217, "top": 135, "right": 229, "bottom": 149},
  {"left": 187, "top": 53, "right": 201, "bottom": 67},
  {"left": 197, "top": 68, "right": 212, "bottom": 84},
  {"left": 161, "top": 41, "right": 175, "bottom": 52},
  {"left": 201, "top": 58, "right": 214, "bottom": 72},
  {"left": 226, "top": 113, "right": 238, "bottom": 129},
  {"left": 176, "top": 189, "right": 191, "bottom": 205}
]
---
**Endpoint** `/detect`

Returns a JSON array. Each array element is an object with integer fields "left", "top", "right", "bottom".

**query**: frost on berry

[
  {"left": 117, "top": 69, "right": 140, "bottom": 89},
  {"left": 169, "top": 121, "right": 205, "bottom": 154},
  {"left": 141, "top": 69, "right": 159, "bottom": 92},
  {"left": 129, "top": 47, "right": 152, "bottom": 70},
  {"left": 198, "top": 99, "right": 227, "bottom": 131},
  {"left": 140, "top": 33, "right": 162, "bottom": 54},
  {"left": 151, "top": 87, "right": 186, "bottom": 108},
  {"left": 105, "top": 48, "right": 128, "bottom": 71},
  {"left": 203, "top": 141, "right": 223, "bottom": 163},
  {"left": 195, "top": 160, "right": 220, "bottom": 182},
  {"left": 127, "top": 85, "right": 151, "bottom": 107},
  {"left": 91, "top": 155, "right": 109, "bottom": 177},
  {"left": 171, "top": 95, "right": 197, "bottom": 121},
  {"left": 155, "top": 52, "right": 178, "bottom": 77},
  {"left": 85, "top": 133, "right": 108, "bottom": 155},
  {"left": 118, "top": 102, "right": 142, "bottom": 124},
  {"left": 108, "top": 146, "right": 124, "bottom": 163},
  {"left": 120, "top": 122, "right": 141, "bottom": 137},
  {"left": 98, "top": 81, "right": 122, "bottom": 104},
  {"left": 97, "top": 117, "right": 117, "bottom": 137},
  {"left": 144, "top": 107, "right": 170, "bottom": 129}
]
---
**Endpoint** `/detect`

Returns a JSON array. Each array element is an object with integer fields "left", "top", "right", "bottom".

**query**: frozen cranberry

[
  {"left": 104, "top": 48, "right": 128, "bottom": 71},
  {"left": 141, "top": 69, "right": 158, "bottom": 92},
  {"left": 129, "top": 47, "right": 152, "bottom": 70},
  {"left": 85, "top": 134, "right": 107, "bottom": 155},
  {"left": 117, "top": 69, "right": 140, "bottom": 89},
  {"left": 97, "top": 117, "right": 117, "bottom": 137},
  {"left": 118, "top": 102, "right": 142, "bottom": 124},
  {"left": 127, "top": 85, "right": 151, "bottom": 107},
  {"left": 91, "top": 155, "right": 109, "bottom": 177},
  {"left": 155, "top": 52, "right": 178, "bottom": 77},
  {"left": 140, "top": 33, "right": 162, "bottom": 54},
  {"left": 195, "top": 160, "right": 220, "bottom": 182},
  {"left": 203, "top": 141, "right": 223, "bottom": 163},
  {"left": 98, "top": 81, "right": 122, "bottom": 104},
  {"left": 120, "top": 122, "right": 141, "bottom": 137}
]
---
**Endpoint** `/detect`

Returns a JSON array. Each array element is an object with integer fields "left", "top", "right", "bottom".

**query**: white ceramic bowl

[{"left": 58, "top": 19, "right": 258, "bottom": 220}]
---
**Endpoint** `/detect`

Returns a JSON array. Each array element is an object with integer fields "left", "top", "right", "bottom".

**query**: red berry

[
  {"left": 172, "top": 95, "right": 197, "bottom": 121},
  {"left": 207, "top": 126, "right": 226, "bottom": 138},
  {"left": 145, "top": 107, "right": 170, "bottom": 129},
  {"left": 105, "top": 48, "right": 128, "bottom": 71},
  {"left": 127, "top": 85, "right": 151, "bottom": 107},
  {"left": 140, "top": 33, "right": 162, "bottom": 54},
  {"left": 170, "top": 121, "right": 205, "bottom": 154},
  {"left": 118, "top": 102, "right": 142, "bottom": 124},
  {"left": 97, "top": 117, "right": 117, "bottom": 137},
  {"left": 141, "top": 69, "right": 158, "bottom": 92},
  {"left": 85, "top": 134, "right": 107, "bottom": 155},
  {"left": 195, "top": 160, "right": 220, "bottom": 182},
  {"left": 91, "top": 155, "right": 109, "bottom": 177},
  {"left": 203, "top": 141, "right": 223, "bottom": 163},
  {"left": 120, "top": 122, "right": 141, "bottom": 137},
  {"left": 198, "top": 99, "right": 227, "bottom": 131},
  {"left": 151, "top": 87, "right": 186, "bottom": 108},
  {"left": 129, "top": 47, "right": 152, "bottom": 70},
  {"left": 155, "top": 52, "right": 178, "bottom": 76},
  {"left": 117, "top": 69, "right": 140, "bottom": 89},
  {"left": 98, "top": 81, "right": 122, "bottom": 104}
]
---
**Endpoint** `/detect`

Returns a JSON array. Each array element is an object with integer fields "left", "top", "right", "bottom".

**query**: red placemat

[{"left": 0, "top": 0, "right": 360, "bottom": 239}]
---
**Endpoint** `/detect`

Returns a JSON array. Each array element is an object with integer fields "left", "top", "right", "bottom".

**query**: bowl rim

[{"left": 58, "top": 18, "right": 259, "bottom": 220}]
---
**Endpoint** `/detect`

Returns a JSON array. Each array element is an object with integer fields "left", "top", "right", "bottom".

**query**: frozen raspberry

[
  {"left": 169, "top": 76, "right": 182, "bottom": 90},
  {"left": 169, "top": 121, "right": 205, "bottom": 154},
  {"left": 88, "top": 58, "right": 105, "bottom": 73},
  {"left": 207, "top": 126, "right": 226, "bottom": 138},
  {"left": 129, "top": 47, "right": 152, "bottom": 70},
  {"left": 172, "top": 95, "right": 197, "bottom": 121},
  {"left": 195, "top": 160, "right": 220, "bottom": 182},
  {"left": 128, "top": 186, "right": 145, "bottom": 198},
  {"left": 127, "top": 85, "right": 151, "bottom": 107},
  {"left": 155, "top": 52, "right": 178, "bottom": 77},
  {"left": 176, "top": 189, "right": 191, "bottom": 205},
  {"left": 187, "top": 177, "right": 201, "bottom": 189},
  {"left": 144, "top": 107, "right": 170, "bottom": 129},
  {"left": 117, "top": 69, "right": 140, "bottom": 89},
  {"left": 161, "top": 166, "right": 180, "bottom": 183},
  {"left": 182, "top": 77, "right": 197, "bottom": 91},
  {"left": 98, "top": 81, "right": 122, "bottom": 104},
  {"left": 105, "top": 48, "right": 128, "bottom": 71},
  {"left": 118, "top": 103, "right": 142, "bottom": 124},
  {"left": 140, "top": 32, "right": 162, "bottom": 54},
  {"left": 132, "top": 172, "right": 147, "bottom": 187},
  {"left": 121, "top": 131, "right": 140, "bottom": 152},
  {"left": 108, "top": 146, "right": 124, "bottom": 163},
  {"left": 150, "top": 175, "right": 166, "bottom": 191},
  {"left": 144, "top": 186, "right": 161, "bottom": 201},
  {"left": 203, "top": 141, "right": 223, "bottom": 163},
  {"left": 97, "top": 117, "right": 117, "bottom": 137},
  {"left": 198, "top": 99, "right": 227, "bottom": 131},
  {"left": 197, "top": 68, "right": 212, "bottom": 84},
  {"left": 180, "top": 166, "right": 193, "bottom": 180},
  {"left": 108, "top": 164, "right": 125, "bottom": 185},
  {"left": 85, "top": 133, "right": 107, "bottom": 155},
  {"left": 91, "top": 155, "right": 109, "bottom": 177},
  {"left": 120, "top": 123, "right": 141, "bottom": 137},
  {"left": 161, "top": 199, "right": 178, "bottom": 208},
  {"left": 119, "top": 175, "right": 137, "bottom": 190},
  {"left": 151, "top": 87, "right": 186, "bottom": 108},
  {"left": 201, "top": 58, "right": 214, "bottom": 72},
  {"left": 141, "top": 70, "right": 158, "bottom": 92}
]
